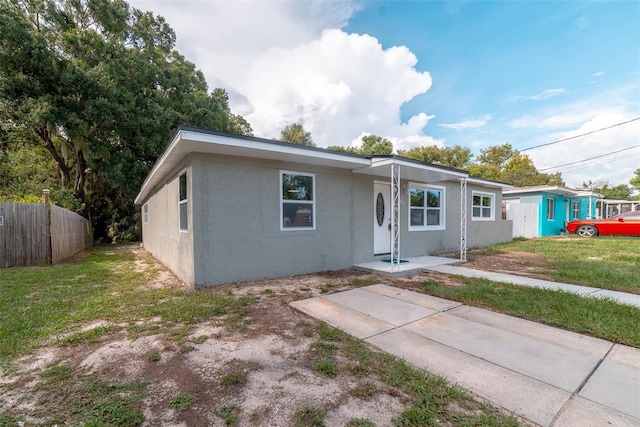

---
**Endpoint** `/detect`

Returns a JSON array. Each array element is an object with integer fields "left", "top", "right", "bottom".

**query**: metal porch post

[
  {"left": 391, "top": 164, "right": 400, "bottom": 268},
  {"left": 460, "top": 178, "right": 467, "bottom": 261}
]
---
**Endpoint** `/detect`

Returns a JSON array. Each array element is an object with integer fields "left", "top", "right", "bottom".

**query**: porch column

[
  {"left": 460, "top": 178, "right": 467, "bottom": 261},
  {"left": 390, "top": 163, "right": 400, "bottom": 268}
]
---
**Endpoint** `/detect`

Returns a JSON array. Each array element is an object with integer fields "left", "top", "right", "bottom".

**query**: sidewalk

[
  {"left": 424, "top": 264, "right": 640, "bottom": 308},
  {"left": 291, "top": 284, "right": 640, "bottom": 427}
]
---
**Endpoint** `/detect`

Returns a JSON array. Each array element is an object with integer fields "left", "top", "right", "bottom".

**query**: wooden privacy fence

[{"left": 0, "top": 202, "right": 93, "bottom": 268}]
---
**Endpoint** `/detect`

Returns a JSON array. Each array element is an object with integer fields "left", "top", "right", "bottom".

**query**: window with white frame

[
  {"left": 472, "top": 192, "right": 494, "bottom": 220},
  {"left": 572, "top": 200, "right": 580, "bottom": 219},
  {"left": 409, "top": 184, "right": 445, "bottom": 230},
  {"left": 143, "top": 204, "right": 149, "bottom": 224},
  {"left": 179, "top": 172, "right": 188, "bottom": 231},
  {"left": 280, "top": 171, "right": 315, "bottom": 230},
  {"left": 546, "top": 197, "right": 555, "bottom": 221}
]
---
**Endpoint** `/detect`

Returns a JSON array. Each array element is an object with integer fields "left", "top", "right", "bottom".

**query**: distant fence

[{"left": 0, "top": 202, "right": 93, "bottom": 268}]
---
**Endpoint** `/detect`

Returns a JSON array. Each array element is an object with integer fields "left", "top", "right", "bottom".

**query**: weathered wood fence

[{"left": 0, "top": 202, "right": 93, "bottom": 268}]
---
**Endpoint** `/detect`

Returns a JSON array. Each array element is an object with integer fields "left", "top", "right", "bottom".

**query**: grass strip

[
  {"left": 482, "top": 236, "right": 640, "bottom": 293},
  {"left": 421, "top": 278, "right": 640, "bottom": 347},
  {"left": 313, "top": 322, "right": 521, "bottom": 426}
]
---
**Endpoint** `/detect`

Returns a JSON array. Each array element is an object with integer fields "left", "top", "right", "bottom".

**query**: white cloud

[
  {"left": 521, "top": 88, "right": 566, "bottom": 101},
  {"left": 592, "top": 70, "right": 606, "bottom": 77},
  {"left": 439, "top": 115, "right": 492, "bottom": 131},
  {"left": 129, "top": 1, "right": 435, "bottom": 148}
]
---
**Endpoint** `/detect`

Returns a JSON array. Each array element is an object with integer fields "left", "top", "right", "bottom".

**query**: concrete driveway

[{"left": 291, "top": 284, "right": 640, "bottom": 426}]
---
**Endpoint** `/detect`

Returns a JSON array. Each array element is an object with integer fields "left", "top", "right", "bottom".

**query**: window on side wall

[
  {"left": 179, "top": 172, "right": 187, "bottom": 231},
  {"left": 472, "top": 192, "right": 494, "bottom": 220},
  {"left": 408, "top": 184, "right": 445, "bottom": 230},
  {"left": 143, "top": 204, "right": 149, "bottom": 224},
  {"left": 547, "top": 197, "right": 555, "bottom": 221},
  {"left": 572, "top": 200, "right": 580, "bottom": 219},
  {"left": 281, "top": 171, "right": 315, "bottom": 230}
]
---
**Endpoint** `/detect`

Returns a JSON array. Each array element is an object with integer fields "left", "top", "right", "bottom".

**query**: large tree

[
  {"left": 0, "top": 0, "right": 250, "bottom": 239},
  {"left": 280, "top": 123, "right": 314, "bottom": 146},
  {"left": 328, "top": 134, "right": 393, "bottom": 155},
  {"left": 397, "top": 145, "right": 473, "bottom": 169},
  {"left": 467, "top": 143, "right": 564, "bottom": 186}
]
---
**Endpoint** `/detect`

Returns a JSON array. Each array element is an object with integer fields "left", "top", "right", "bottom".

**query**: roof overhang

[
  {"left": 135, "top": 127, "right": 370, "bottom": 204},
  {"left": 353, "top": 156, "right": 468, "bottom": 184},
  {"left": 503, "top": 186, "right": 579, "bottom": 197}
]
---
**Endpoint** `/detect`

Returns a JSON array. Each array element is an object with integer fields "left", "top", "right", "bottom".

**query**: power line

[
  {"left": 558, "top": 154, "right": 635, "bottom": 174},
  {"left": 539, "top": 145, "right": 640, "bottom": 171},
  {"left": 520, "top": 117, "right": 640, "bottom": 152}
]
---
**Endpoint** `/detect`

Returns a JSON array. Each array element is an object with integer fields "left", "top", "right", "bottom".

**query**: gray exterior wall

[
  {"left": 141, "top": 152, "right": 512, "bottom": 287},
  {"left": 190, "top": 154, "right": 365, "bottom": 287},
  {"left": 140, "top": 160, "right": 196, "bottom": 285}
]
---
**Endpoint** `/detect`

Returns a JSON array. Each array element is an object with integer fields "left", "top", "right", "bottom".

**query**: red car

[{"left": 566, "top": 210, "right": 640, "bottom": 237}]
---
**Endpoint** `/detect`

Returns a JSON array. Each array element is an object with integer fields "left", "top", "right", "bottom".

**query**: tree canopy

[
  {"left": 0, "top": 0, "right": 251, "bottom": 240},
  {"left": 328, "top": 134, "right": 393, "bottom": 155},
  {"left": 280, "top": 123, "right": 314, "bottom": 146}
]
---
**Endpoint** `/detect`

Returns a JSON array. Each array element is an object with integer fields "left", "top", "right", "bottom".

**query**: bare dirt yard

[{"left": 1, "top": 247, "right": 529, "bottom": 426}]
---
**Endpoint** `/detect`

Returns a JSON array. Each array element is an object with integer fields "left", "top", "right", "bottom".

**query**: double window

[
  {"left": 472, "top": 192, "right": 494, "bottom": 220},
  {"left": 409, "top": 184, "right": 445, "bottom": 230},
  {"left": 280, "top": 171, "right": 315, "bottom": 230},
  {"left": 179, "top": 172, "right": 188, "bottom": 231}
]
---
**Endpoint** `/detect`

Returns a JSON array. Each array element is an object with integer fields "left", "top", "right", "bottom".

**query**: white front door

[{"left": 374, "top": 183, "right": 391, "bottom": 255}]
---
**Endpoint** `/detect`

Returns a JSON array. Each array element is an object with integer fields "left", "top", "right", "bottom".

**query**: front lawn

[{"left": 480, "top": 235, "right": 640, "bottom": 293}]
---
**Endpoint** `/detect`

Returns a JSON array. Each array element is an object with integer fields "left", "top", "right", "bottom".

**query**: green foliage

[
  {"left": 630, "top": 168, "right": 640, "bottom": 196},
  {"left": 297, "top": 405, "right": 326, "bottom": 427},
  {"left": 280, "top": 123, "right": 315, "bottom": 146},
  {"left": 168, "top": 393, "right": 196, "bottom": 411},
  {"left": 0, "top": 0, "right": 251, "bottom": 240},
  {"left": 216, "top": 404, "right": 240, "bottom": 426},
  {"left": 468, "top": 143, "right": 564, "bottom": 186},
  {"left": 221, "top": 372, "right": 243, "bottom": 386},
  {"left": 328, "top": 134, "right": 393, "bottom": 155},
  {"left": 398, "top": 145, "right": 473, "bottom": 169}
]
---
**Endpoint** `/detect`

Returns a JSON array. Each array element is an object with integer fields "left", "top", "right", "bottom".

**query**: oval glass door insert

[{"left": 376, "top": 192, "right": 385, "bottom": 226}]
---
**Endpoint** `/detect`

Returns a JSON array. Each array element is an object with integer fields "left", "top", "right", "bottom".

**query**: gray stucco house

[{"left": 135, "top": 126, "right": 513, "bottom": 287}]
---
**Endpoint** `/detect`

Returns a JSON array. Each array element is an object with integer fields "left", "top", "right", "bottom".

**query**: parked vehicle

[{"left": 566, "top": 211, "right": 640, "bottom": 237}]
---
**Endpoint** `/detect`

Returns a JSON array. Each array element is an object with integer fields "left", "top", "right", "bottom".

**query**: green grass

[
  {"left": 421, "top": 279, "right": 640, "bottom": 347},
  {"left": 310, "top": 322, "right": 520, "bottom": 426},
  {"left": 0, "top": 245, "right": 256, "bottom": 361},
  {"left": 481, "top": 236, "right": 640, "bottom": 293},
  {"left": 27, "top": 365, "right": 148, "bottom": 426},
  {"left": 168, "top": 393, "right": 196, "bottom": 411},
  {"left": 216, "top": 404, "right": 240, "bottom": 426}
]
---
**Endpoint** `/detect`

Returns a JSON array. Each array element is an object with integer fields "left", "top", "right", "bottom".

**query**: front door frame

[{"left": 373, "top": 181, "right": 391, "bottom": 255}]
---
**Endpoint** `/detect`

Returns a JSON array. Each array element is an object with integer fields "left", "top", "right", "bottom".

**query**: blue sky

[{"left": 130, "top": 0, "right": 639, "bottom": 188}]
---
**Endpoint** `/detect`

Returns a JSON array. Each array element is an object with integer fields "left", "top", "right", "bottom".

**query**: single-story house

[
  {"left": 502, "top": 186, "right": 601, "bottom": 237},
  {"left": 135, "top": 126, "right": 513, "bottom": 288}
]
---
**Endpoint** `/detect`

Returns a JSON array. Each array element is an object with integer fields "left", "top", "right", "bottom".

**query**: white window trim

[
  {"left": 471, "top": 191, "right": 495, "bottom": 221},
  {"left": 143, "top": 203, "right": 149, "bottom": 224},
  {"left": 572, "top": 200, "right": 580, "bottom": 220},
  {"left": 178, "top": 170, "right": 188, "bottom": 232},
  {"left": 547, "top": 197, "right": 555, "bottom": 221},
  {"left": 280, "top": 170, "right": 316, "bottom": 231},
  {"left": 408, "top": 182, "right": 446, "bottom": 231}
]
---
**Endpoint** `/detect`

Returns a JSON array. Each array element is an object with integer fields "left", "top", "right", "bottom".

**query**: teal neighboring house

[{"left": 502, "top": 186, "right": 601, "bottom": 237}]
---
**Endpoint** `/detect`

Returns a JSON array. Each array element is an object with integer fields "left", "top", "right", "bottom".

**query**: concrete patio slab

[
  {"left": 364, "top": 284, "right": 462, "bottom": 311},
  {"left": 447, "top": 305, "right": 613, "bottom": 359},
  {"left": 554, "top": 396, "right": 640, "bottom": 427},
  {"left": 323, "top": 288, "right": 437, "bottom": 326},
  {"left": 290, "top": 285, "right": 640, "bottom": 426},
  {"left": 404, "top": 313, "right": 600, "bottom": 392},
  {"left": 366, "top": 328, "right": 569, "bottom": 427},
  {"left": 353, "top": 255, "right": 462, "bottom": 278},
  {"left": 289, "top": 297, "right": 393, "bottom": 339},
  {"left": 579, "top": 357, "right": 640, "bottom": 418}
]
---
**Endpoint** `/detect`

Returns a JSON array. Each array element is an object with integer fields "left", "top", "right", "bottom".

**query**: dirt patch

[
  {"left": 1, "top": 249, "right": 410, "bottom": 426},
  {"left": 461, "top": 249, "right": 553, "bottom": 281}
]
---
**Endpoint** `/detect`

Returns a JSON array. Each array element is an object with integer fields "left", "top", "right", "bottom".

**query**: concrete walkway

[
  {"left": 291, "top": 284, "right": 640, "bottom": 427},
  {"left": 425, "top": 264, "right": 640, "bottom": 309}
]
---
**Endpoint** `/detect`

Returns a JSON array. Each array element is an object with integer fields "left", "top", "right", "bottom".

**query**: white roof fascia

[
  {"left": 503, "top": 186, "right": 578, "bottom": 197},
  {"left": 465, "top": 177, "right": 513, "bottom": 190},
  {"left": 353, "top": 157, "right": 468, "bottom": 183},
  {"left": 135, "top": 129, "right": 371, "bottom": 205}
]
